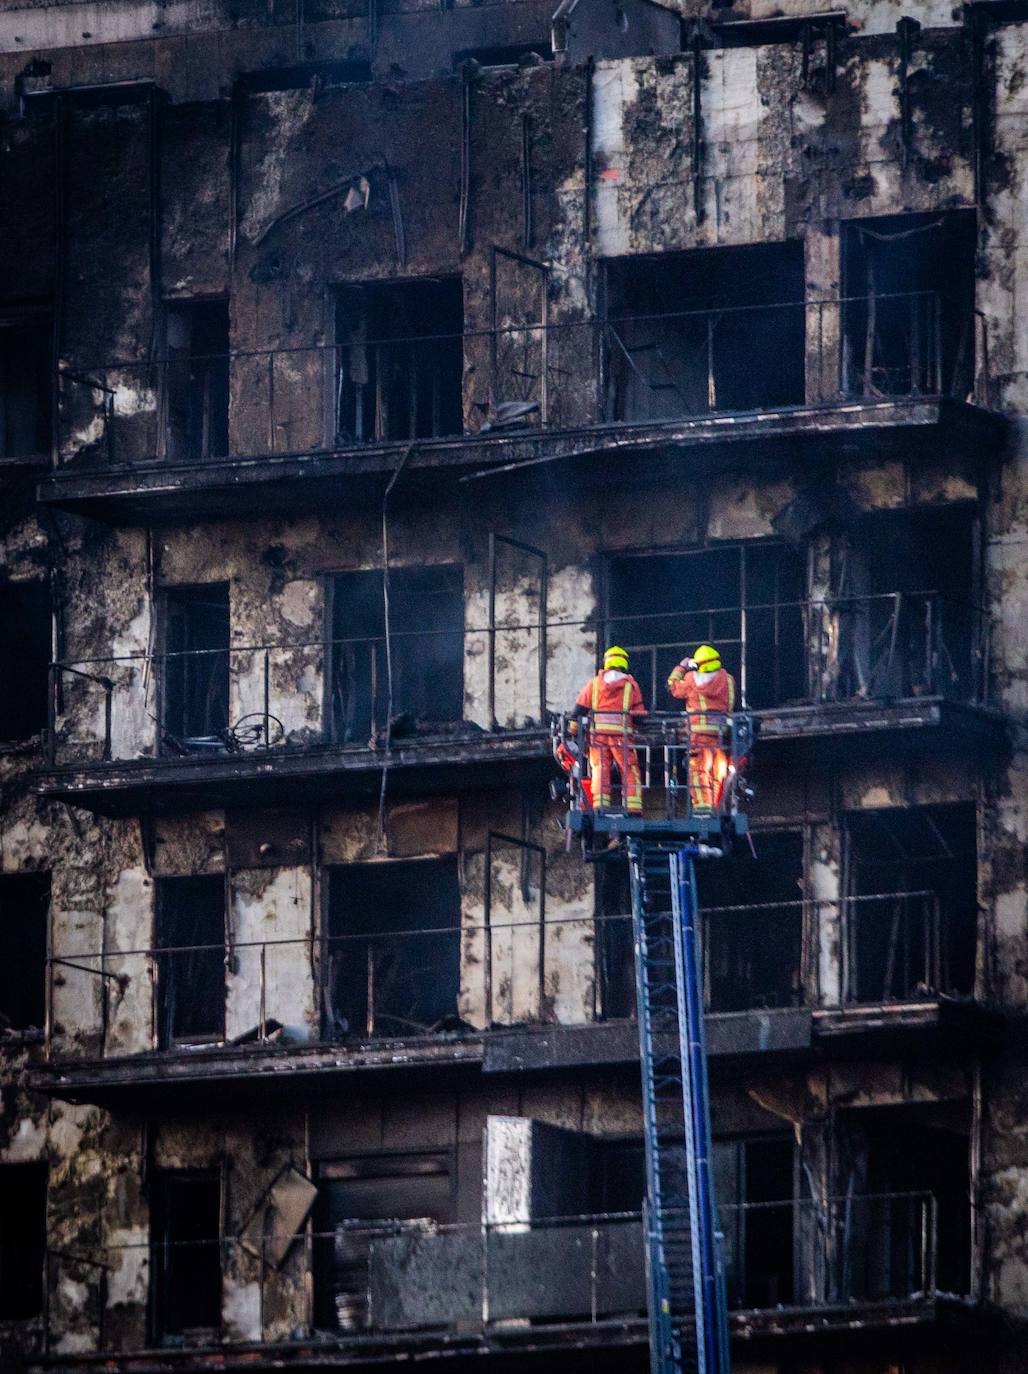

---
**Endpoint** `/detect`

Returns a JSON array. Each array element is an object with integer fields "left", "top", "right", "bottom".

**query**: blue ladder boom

[{"left": 629, "top": 838, "right": 731, "bottom": 1374}]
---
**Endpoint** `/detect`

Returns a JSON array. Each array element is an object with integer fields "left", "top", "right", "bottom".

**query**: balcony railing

[
  {"left": 44, "top": 593, "right": 989, "bottom": 769},
  {"left": 38, "top": 1194, "right": 946, "bottom": 1358},
  {"left": 43, "top": 890, "right": 969, "bottom": 1065},
  {"left": 50, "top": 293, "right": 991, "bottom": 469}
]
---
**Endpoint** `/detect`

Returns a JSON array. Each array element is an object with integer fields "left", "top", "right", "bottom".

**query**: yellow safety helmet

[
  {"left": 693, "top": 644, "right": 721, "bottom": 672},
  {"left": 603, "top": 645, "right": 630, "bottom": 671}
]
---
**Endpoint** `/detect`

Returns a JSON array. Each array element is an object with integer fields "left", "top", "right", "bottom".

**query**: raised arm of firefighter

[{"left": 667, "top": 643, "right": 736, "bottom": 717}]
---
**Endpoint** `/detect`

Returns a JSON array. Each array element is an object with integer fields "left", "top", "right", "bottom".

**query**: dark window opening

[
  {"left": 695, "top": 831, "right": 804, "bottom": 1012},
  {"left": 150, "top": 1170, "right": 222, "bottom": 1342},
  {"left": 0, "top": 873, "right": 49, "bottom": 1034},
  {"left": 0, "top": 313, "right": 51, "bottom": 458},
  {"left": 236, "top": 61, "right": 371, "bottom": 94},
  {"left": 164, "top": 300, "right": 229, "bottom": 461},
  {"left": 0, "top": 1163, "right": 46, "bottom": 1320},
  {"left": 599, "top": 832, "right": 803, "bottom": 1017},
  {"left": 313, "top": 1154, "right": 451, "bottom": 1333},
  {"left": 453, "top": 43, "right": 553, "bottom": 68},
  {"left": 336, "top": 279, "right": 463, "bottom": 444},
  {"left": 156, "top": 876, "right": 225, "bottom": 1048},
  {"left": 606, "top": 543, "right": 807, "bottom": 711},
  {"left": 845, "top": 802, "right": 977, "bottom": 1002},
  {"left": 846, "top": 1103, "right": 970, "bottom": 1298},
  {"left": 324, "top": 858, "right": 461, "bottom": 1039},
  {"left": 330, "top": 565, "right": 463, "bottom": 744},
  {"left": 0, "top": 581, "right": 50, "bottom": 743},
  {"left": 714, "top": 1135, "right": 795, "bottom": 1309},
  {"left": 604, "top": 243, "right": 805, "bottom": 421},
  {"left": 161, "top": 584, "right": 230, "bottom": 750},
  {"left": 842, "top": 211, "right": 976, "bottom": 400},
  {"left": 589, "top": 1138, "right": 646, "bottom": 1214},
  {"left": 833, "top": 504, "right": 978, "bottom": 703}
]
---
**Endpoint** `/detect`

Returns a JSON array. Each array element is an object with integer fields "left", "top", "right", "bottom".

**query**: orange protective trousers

[
  {"left": 589, "top": 737, "right": 643, "bottom": 812},
  {"left": 689, "top": 742, "right": 730, "bottom": 813}
]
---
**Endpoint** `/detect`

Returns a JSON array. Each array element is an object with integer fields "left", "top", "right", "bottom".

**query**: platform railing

[
  {"left": 50, "top": 292, "right": 988, "bottom": 470},
  {"left": 44, "top": 593, "right": 987, "bottom": 769},
  {"left": 38, "top": 1193, "right": 942, "bottom": 1357}
]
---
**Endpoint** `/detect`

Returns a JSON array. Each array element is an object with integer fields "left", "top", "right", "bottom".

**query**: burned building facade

[{"left": 0, "top": 0, "right": 1026, "bottom": 1369}]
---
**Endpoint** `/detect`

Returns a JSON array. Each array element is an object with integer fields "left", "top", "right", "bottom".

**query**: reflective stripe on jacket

[
  {"left": 667, "top": 665, "right": 736, "bottom": 734},
  {"left": 576, "top": 670, "right": 646, "bottom": 734}
]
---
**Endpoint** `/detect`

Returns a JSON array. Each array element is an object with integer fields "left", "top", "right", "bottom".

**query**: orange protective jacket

[
  {"left": 667, "top": 665, "right": 736, "bottom": 735},
  {"left": 575, "top": 670, "right": 647, "bottom": 734}
]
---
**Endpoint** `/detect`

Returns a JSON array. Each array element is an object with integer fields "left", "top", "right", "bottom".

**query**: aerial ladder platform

[{"left": 552, "top": 709, "right": 755, "bottom": 1374}]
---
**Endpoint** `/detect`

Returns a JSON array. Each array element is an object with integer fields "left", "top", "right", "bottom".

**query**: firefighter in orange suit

[
  {"left": 667, "top": 644, "right": 737, "bottom": 813},
  {"left": 571, "top": 647, "right": 647, "bottom": 813}
]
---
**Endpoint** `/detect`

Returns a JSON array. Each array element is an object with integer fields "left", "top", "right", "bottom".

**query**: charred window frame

[
  {"left": 155, "top": 875, "right": 226, "bottom": 1049},
  {"left": 713, "top": 1134, "right": 796, "bottom": 1310},
  {"left": 0, "top": 873, "right": 50, "bottom": 1036},
  {"left": 843, "top": 802, "right": 977, "bottom": 1004},
  {"left": 312, "top": 1152, "right": 453, "bottom": 1333},
  {"left": 0, "top": 309, "right": 52, "bottom": 460},
  {"left": 159, "top": 583, "right": 230, "bottom": 751},
  {"left": 0, "top": 1162, "right": 47, "bottom": 1320},
  {"left": 149, "top": 1169, "right": 223, "bottom": 1343},
  {"left": 452, "top": 42, "right": 552, "bottom": 68},
  {"left": 161, "top": 299, "right": 230, "bottom": 461},
  {"left": 0, "top": 581, "right": 51, "bottom": 744},
  {"left": 322, "top": 857, "right": 461, "bottom": 1040},
  {"left": 602, "top": 243, "right": 805, "bottom": 422},
  {"left": 841, "top": 210, "right": 976, "bottom": 401},
  {"left": 327, "top": 565, "right": 464, "bottom": 745},
  {"left": 335, "top": 279, "right": 463, "bottom": 444},
  {"left": 602, "top": 541, "right": 807, "bottom": 711}
]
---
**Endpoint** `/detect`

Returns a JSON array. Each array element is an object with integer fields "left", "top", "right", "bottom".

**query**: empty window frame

[
  {"left": 713, "top": 1135, "right": 795, "bottom": 1309},
  {"left": 0, "top": 1163, "right": 46, "bottom": 1320},
  {"left": 452, "top": 42, "right": 552, "bottom": 68},
  {"left": 695, "top": 831, "right": 804, "bottom": 1012},
  {"left": 150, "top": 1170, "right": 222, "bottom": 1342},
  {"left": 155, "top": 876, "right": 225, "bottom": 1048},
  {"left": 604, "top": 542, "right": 807, "bottom": 711},
  {"left": 604, "top": 243, "right": 805, "bottom": 422},
  {"left": 0, "top": 312, "right": 51, "bottom": 458},
  {"left": 160, "top": 584, "right": 230, "bottom": 750},
  {"left": 0, "top": 581, "right": 50, "bottom": 743},
  {"left": 163, "top": 300, "right": 229, "bottom": 461},
  {"left": 312, "top": 1153, "right": 452, "bottom": 1332},
  {"left": 833, "top": 504, "right": 979, "bottom": 704},
  {"left": 336, "top": 279, "right": 463, "bottom": 444},
  {"left": 0, "top": 873, "right": 49, "bottom": 1034},
  {"left": 323, "top": 858, "right": 461, "bottom": 1039},
  {"left": 841, "top": 211, "right": 976, "bottom": 400},
  {"left": 329, "top": 566, "right": 464, "bottom": 744},
  {"left": 844, "top": 802, "right": 977, "bottom": 1003}
]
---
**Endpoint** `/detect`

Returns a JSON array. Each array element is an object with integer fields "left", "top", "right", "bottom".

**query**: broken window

[
  {"left": 845, "top": 802, "right": 977, "bottom": 1003},
  {"left": 0, "top": 312, "right": 51, "bottom": 458},
  {"left": 841, "top": 211, "right": 976, "bottom": 400},
  {"left": 312, "top": 1153, "right": 451, "bottom": 1332},
  {"left": 714, "top": 1135, "right": 795, "bottom": 1309},
  {"left": 599, "top": 832, "right": 803, "bottom": 1017},
  {"left": 324, "top": 858, "right": 461, "bottom": 1039},
  {"left": 160, "top": 584, "right": 230, "bottom": 750},
  {"left": 0, "top": 873, "right": 50, "bottom": 1034},
  {"left": 163, "top": 300, "right": 229, "bottom": 461},
  {"left": 604, "top": 243, "right": 805, "bottom": 421},
  {"left": 150, "top": 1170, "right": 222, "bottom": 1342},
  {"left": 155, "top": 876, "right": 225, "bottom": 1048},
  {"left": 329, "top": 565, "right": 463, "bottom": 744},
  {"left": 841, "top": 1102, "right": 970, "bottom": 1298},
  {"left": 0, "top": 1163, "right": 46, "bottom": 1320},
  {"left": 336, "top": 279, "right": 463, "bottom": 443},
  {"left": 453, "top": 42, "right": 552, "bottom": 68},
  {"left": 0, "top": 581, "right": 50, "bottom": 743},
  {"left": 605, "top": 542, "right": 807, "bottom": 711},
  {"left": 695, "top": 831, "right": 804, "bottom": 1012},
  {"left": 831, "top": 504, "right": 979, "bottom": 704}
]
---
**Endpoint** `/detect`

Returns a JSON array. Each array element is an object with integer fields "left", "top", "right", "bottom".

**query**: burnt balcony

[
  {"left": 27, "top": 1193, "right": 984, "bottom": 1372},
  {"left": 33, "top": 590, "right": 1005, "bottom": 817},
  {"left": 34, "top": 294, "right": 1004, "bottom": 524},
  {"left": 28, "top": 877, "right": 995, "bottom": 1107}
]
